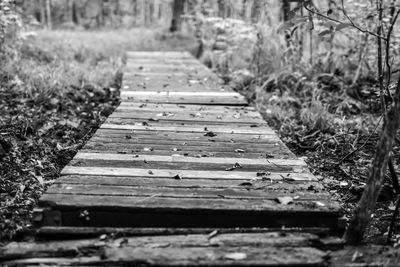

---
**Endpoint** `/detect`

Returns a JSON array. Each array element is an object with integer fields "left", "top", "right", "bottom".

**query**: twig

[
  {"left": 376, "top": 0, "right": 387, "bottom": 114},
  {"left": 303, "top": 2, "right": 387, "bottom": 41},
  {"left": 385, "top": 7, "right": 400, "bottom": 101},
  {"left": 387, "top": 195, "right": 400, "bottom": 244},
  {"left": 388, "top": 154, "right": 400, "bottom": 194},
  {"left": 337, "top": 116, "right": 383, "bottom": 165}
]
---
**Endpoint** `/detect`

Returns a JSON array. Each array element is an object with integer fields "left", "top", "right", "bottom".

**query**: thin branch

[
  {"left": 384, "top": 7, "right": 400, "bottom": 101},
  {"left": 376, "top": 0, "right": 387, "bottom": 114},
  {"left": 387, "top": 195, "right": 400, "bottom": 244},
  {"left": 303, "top": 3, "right": 387, "bottom": 41},
  {"left": 388, "top": 154, "right": 400, "bottom": 194}
]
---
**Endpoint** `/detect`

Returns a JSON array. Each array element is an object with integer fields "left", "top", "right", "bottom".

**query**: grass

[{"left": 0, "top": 27, "right": 196, "bottom": 242}]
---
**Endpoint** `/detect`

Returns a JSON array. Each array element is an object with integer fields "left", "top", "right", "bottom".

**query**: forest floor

[{"left": 1, "top": 27, "right": 399, "bottom": 250}]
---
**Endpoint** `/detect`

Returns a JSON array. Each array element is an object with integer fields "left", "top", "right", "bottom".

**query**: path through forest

[{"left": 0, "top": 51, "right": 377, "bottom": 266}]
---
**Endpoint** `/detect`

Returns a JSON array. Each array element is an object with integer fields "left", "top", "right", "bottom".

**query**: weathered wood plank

[
  {"left": 82, "top": 141, "right": 289, "bottom": 156},
  {"left": 56, "top": 175, "right": 324, "bottom": 190},
  {"left": 0, "top": 232, "right": 326, "bottom": 264},
  {"left": 40, "top": 193, "right": 336, "bottom": 213},
  {"left": 106, "top": 118, "right": 266, "bottom": 126},
  {"left": 80, "top": 149, "right": 289, "bottom": 159},
  {"left": 46, "top": 184, "right": 330, "bottom": 201},
  {"left": 120, "top": 92, "right": 247, "bottom": 105},
  {"left": 109, "top": 111, "right": 264, "bottom": 124},
  {"left": 126, "top": 51, "right": 193, "bottom": 58},
  {"left": 122, "top": 78, "right": 225, "bottom": 91},
  {"left": 94, "top": 129, "right": 279, "bottom": 143},
  {"left": 116, "top": 103, "right": 256, "bottom": 112},
  {"left": 100, "top": 123, "right": 275, "bottom": 135},
  {"left": 125, "top": 65, "right": 213, "bottom": 75},
  {"left": 61, "top": 167, "right": 314, "bottom": 181},
  {"left": 34, "top": 226, "right": 331, "bottom": 239},
  {"left": 73, "top": 153, "right": 306, "bottom": 167},
  {"left": 88, "top": 137, "right": 283, "bottom": 150}
]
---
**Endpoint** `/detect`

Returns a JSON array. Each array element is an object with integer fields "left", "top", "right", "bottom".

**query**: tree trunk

[
  {"left": 170, "top": 0, "right": 185, "bottom": 32},
  {"left": 344, "top": 77, "right": 400, "bottom": 244},
  {"left": 251, "top": 0, "right": 262, "bottom": 23},
  {"left": 45, "top": 0, "right": 52, "bottom": 29},
  {"left": 282, "top": 0, "right": 290, "bottom": 21},
  {"left": 72, "top": 0, "right": 80, "bottom": 24},
  {"left": 66, "top": 0, "right": 74, "bottom": 24},
  {"left": 217, "top": 0, "right": 225, "bottom": 18},
  {"left": 39, "top": 0, "right": 46, "bottom": 24},
  {"left": 153, "top": 0, "right": 160, "bottom": 23},
  {"left": 241, "top": 0, "right": 247, "bottom": 20},
  {"left": 98, "top": 0, "right": 105, "bottom": 27}
]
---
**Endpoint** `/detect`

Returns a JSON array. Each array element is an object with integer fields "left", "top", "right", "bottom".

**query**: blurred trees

[{"left": 18, "top": 0, "right": 289, "bottom": 30}]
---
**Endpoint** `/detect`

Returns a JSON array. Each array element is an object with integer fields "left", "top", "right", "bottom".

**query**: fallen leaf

[
  {"left": 173, "top": 174, "right": 183, "bottom": 180},
  {"left": 226, "top": 162, "right": 243, "bottom": 171},
  {"left": 235, "top": 149, "right": 245, "bottom": 153},
  {"left": 225, "top": 252, "right": 247, "bottom": 260},
  {"left": 276, "top": 196, "right": 293, "bottom": 205},
  {"left": 143, "top": 147, "right": 154, "bottom": 152},
  {"left": 204, "top": 131, "right": 217, "bottom": 137},
  {"left": 238, "top": 182, "right": 253, "bottom": 186},
  {"left": 148, "top": 170, "right": 153, "bottom": 175}
]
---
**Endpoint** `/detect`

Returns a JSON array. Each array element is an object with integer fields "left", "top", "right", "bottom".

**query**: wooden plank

[
  {"left": 116, "top": 103, "right": 256, "bottom": 112},
  {"left": 85, "top": 138, "right": 284, "bottom": 150},
  {"left": 100, "top": 123, "right": 275, "bottom": 135},
  {"left": 125, "top": 65, "right": 212, "bottom": 74},
  {"left": 94, "top": 129, "right": 279, "bottom": 143},
  {"left": 46, "top": 184, "right": 330, "bottom": 201},
  {"left": 89, "top": 136, "right": 282, "bottom": 147},
  {"left": 35, "top": 226, "right": 331, "bottom": 239},
  {"left": 80, "top": 149, "right": 294, "bottom": 159},
  {"left": 122, "top": 83, "right": 228, "bottom": 92},
  {"left": 109, "top": 111, "right": 264, "bottom": 124},
  {"left": 126, "top": 59, "right": 202, "bottom": 66},
  {"left": 56, "top": 175, "right": 325, "bottom": 190},
  {"left": 73, "top": 153, "right": 306, "bottom": 167},
  {"left": 61, "top": 167, "right": 314, "bottom": 181},
  {"left": 120, "top": 92, "right": 247, "bottom": 105},
  {"left": 122, "top": 78, "right": 225, "bottom": 91},
  {"left": 113, "top": 107, "right": 261, "bottom": 117},
  {"left": 40, "top": 192, "right": 336, "bottom": 212},
  {"left": 120, "top": 91, "right": 242, "bottom": 97},
  {"left": 106, "top": 118, "right": 266, "bottom": 126},
  {"left": 0, "top": 232, "right": 326, "bottom": 263},
  {"left": 82, "top": 141, "right": 288, "bottom": 155},
  {"left": 126, "top": 51, "right": 193, "bottom": 58}
]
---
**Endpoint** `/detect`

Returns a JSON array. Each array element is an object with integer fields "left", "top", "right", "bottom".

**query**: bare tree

[
  {"left": 218, "top": 0, "right": 226, "bottom": 18},
  {"left": 170, "top": 0, "right": 185, "bottom": 32},
  {"left": 45, "top": 0, "right": 52, "bottom": 29},
  {"left": 251, "top": 0, "right": 262, "bottom": 23},
  {"left": 65, "top": 0, "right": 74, "bottom": 24},
  {"left": 282, "top": 0, "right": 290, "bottom": 21}
]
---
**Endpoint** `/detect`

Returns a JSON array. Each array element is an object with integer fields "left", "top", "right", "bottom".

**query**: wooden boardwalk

[{"left": 1, "top": 52, "right": 343, "bottom": 266}]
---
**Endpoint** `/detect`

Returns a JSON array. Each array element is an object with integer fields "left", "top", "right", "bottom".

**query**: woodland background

[{"left": 2, "top": 0, "right": 400, "bottom": 246}]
